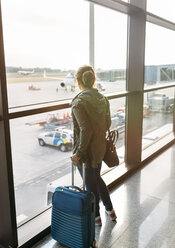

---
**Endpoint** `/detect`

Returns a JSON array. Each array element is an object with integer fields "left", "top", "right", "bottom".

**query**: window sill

[
  {"left": 142, "top": 132, "right": 175, "bottom": 161},
  {"left": 18, "top": 208, "right": 51, "bottom": 247}
]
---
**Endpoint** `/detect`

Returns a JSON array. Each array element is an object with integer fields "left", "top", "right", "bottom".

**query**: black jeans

[{"left": 78, "top": 163, "right": 113, "bottom": 217}]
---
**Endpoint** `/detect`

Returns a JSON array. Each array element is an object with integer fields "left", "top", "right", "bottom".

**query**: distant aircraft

[
  {"left": 17, "top": 70, "right": 34, "bottom": 75},
  {"left": 44, "top": 71, "right": 76, "bottom": 91},
  {"left": 96, "top": 78, "right": 105, "bottom": 92},
  {"left": 60, "top": 73, "right": 75, "bottom": 91},
  {"left": 44, "top": 71, "right": 105, "bottom": 92}
]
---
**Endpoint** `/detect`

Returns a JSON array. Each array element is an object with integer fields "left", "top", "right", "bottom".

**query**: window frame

[{"left": 0, "top": 0, "right": 175, "bottom": 247}]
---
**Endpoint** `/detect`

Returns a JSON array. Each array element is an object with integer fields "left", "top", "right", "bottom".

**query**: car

[
  {"left": 112, "top": 111, "right": 125, "bottom": 126},
  {"left": 38, "top": 128, "right": 73, "bottom": 152}
]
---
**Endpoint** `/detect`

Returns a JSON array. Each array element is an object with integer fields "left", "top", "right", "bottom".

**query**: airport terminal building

[{"left": 0, "top": 0, "right": 175, "bottom": 247}]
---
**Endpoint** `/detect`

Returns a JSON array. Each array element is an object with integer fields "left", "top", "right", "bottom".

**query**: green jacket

[{"left": 71, "top": 88, "right": 111, "bottom": 168}]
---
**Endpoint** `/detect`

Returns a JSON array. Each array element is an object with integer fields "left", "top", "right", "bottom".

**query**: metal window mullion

[
  {"left": 144, "top": 83, "right": 175, "bottom": 93},
  {"left": 174, "top": 89, "right": 175, "bottom": 134},
  {"left": 8, "top": 82, "right": 175, "bottom": 119},
  {"left": 86, "top": 0, "right": 136, "bottom": 15},
  {"left": 0, "top": 2, "right": 18, "bottom": 248},
  {"left": 126, "top": 0, "right": 146, "bottom": 166},
  {"left": 8, "top": 91, "right": 130, "bottom": 119},
  {"left": 147, "top": 12, "right": 175, "bottom": 32},
  {"left": 9, "top": 102, "right": 71, "bottom": 119}
]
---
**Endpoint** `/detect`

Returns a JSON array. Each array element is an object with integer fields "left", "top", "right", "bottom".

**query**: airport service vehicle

[
  {"left": 18, "top": 69, "right": 34, "bottom": 75},
  {"left": 28, "top": 84, "right": 40, "bottom": 91},
  {"left": 112, "top": 111, "right": 125, "bottom": 126},
  {"left": 44, "top": 117, "right": 73, "bottom": 131},
  {"left": 26, "top": 113, "right": 72, "bottom": 128},
  {"left": 116, "top": 112, "right": 125, "bottom": 125},
  {"left": 38, "top": 129, "right": 73, "bottom": 152},
  {"left": 143, "top": 104, "right": 150, "bottom": 117},
  {"left": 147, "top": 93, "right": 174, "bottom": 112}
]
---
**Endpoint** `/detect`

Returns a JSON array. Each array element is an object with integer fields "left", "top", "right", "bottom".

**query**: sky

[{"left": 1, "top": 0, "right": 175, "bottom": 70}]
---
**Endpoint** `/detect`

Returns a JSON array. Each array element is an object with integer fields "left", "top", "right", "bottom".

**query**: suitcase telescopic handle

[
  {"left": 57, "top": 186, "right": 83, "bottom": 193},
  {"left": 72, "top": 162, "right": 85, "bottom": 191},
  {"left": 65, "top": 186, "right": 83, "bottom": 192}
]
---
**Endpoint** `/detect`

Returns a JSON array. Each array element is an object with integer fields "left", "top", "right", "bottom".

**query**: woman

[{"left": 71, "top": 65, "right": 116, "bottom": 225}]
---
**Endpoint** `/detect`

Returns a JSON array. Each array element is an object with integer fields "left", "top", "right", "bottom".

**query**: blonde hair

[{"left": 75, "top": 65, "right": 96, "bottom": 89}]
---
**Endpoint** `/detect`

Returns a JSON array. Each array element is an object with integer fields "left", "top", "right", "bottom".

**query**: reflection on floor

[{"left": 31, "top": 144, "right": 175, "bottom": 248}]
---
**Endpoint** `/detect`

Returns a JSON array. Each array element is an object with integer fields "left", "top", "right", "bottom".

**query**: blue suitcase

[{"left": 51, "top": 163, "right": 96, "bottom": 248}]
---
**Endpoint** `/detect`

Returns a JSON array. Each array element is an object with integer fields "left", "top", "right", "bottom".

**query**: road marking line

[
  {"left": 35, "top": 180, "right": 41, "bottom": 184},
  {"left": 25, "top": 180, "right": 34, "bottom": 185}
]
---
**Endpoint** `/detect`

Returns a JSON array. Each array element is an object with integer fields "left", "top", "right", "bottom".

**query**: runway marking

[
  {"left": 25, "top": 180, "right": 34, "bottom": 185},
  {"left": 35, "top": 180, "right": 41, "bottom": 184},
  {"left": 43, "top": 175, "right": 52, "bottom": 179}
]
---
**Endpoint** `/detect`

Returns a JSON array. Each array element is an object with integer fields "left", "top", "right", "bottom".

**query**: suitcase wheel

[{"left": 91, "top": 239, "right": 96, "bottom": 247}]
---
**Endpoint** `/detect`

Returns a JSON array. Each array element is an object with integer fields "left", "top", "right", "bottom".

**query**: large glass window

[
  {"left": 94, "top": 5, "right": 127, "bottom": 93},
  {"left": 145, "top": 23, "right": 175, "bottom": 87},
  {"left": 147, "top": 0, "right": 175, "bottom": 23},
  {"left": 1, "top": 0, "right": 175, "bottom": 246},
  {"left": 2, "top": 0, "right": 89, "bottom": 108}
]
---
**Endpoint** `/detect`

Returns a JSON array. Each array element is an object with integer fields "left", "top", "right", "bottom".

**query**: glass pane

[
  {"left": 142, "top": 88, "right": 174, "bottom": 159},
  {"left": 94, "top": 5, "right": 127, "bottom": 93},
  {"left": 1, "top": 0, "right": 89, "bottom": 108},
  {"left": 109, "top": 98, "right": 126, "bottom": 165},
  {"left": 145, "top": 23, "right": 175, "bottom": 88},
  {"left": 147, "top": 0, "right": 175, "bottom": 23}
]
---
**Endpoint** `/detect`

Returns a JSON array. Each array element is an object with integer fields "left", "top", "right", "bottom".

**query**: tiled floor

[{"left": 32, "top": 144, "right": 175, "bottom": 248}]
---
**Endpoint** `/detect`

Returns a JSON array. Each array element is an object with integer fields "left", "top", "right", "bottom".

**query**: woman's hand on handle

[{"left": 71, "top": 154, "right": 80, "bottom": 162}]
